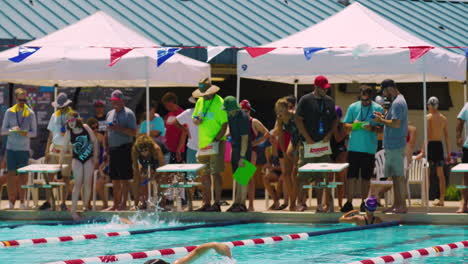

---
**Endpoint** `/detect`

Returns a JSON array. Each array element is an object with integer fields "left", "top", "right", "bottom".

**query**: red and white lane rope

[
  {"left": 0, "top": 231, "right": 130, "bottom": 248},
  {"left": 43, "top": 233, "right": 309, "bottom": 264},
  {"left": 347, "top": 240, "right": 468, "bottom": 264}
]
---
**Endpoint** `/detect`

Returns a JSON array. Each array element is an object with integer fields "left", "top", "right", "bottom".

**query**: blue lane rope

[
  {"left": 128, "top": 220, "right": 249, "bottom": 235},
  {"left": 0, "top": 218, "right": 108, "bottom": 229},
  {"left": 305, "top": 221, "right": 400, "bottom": 237}
]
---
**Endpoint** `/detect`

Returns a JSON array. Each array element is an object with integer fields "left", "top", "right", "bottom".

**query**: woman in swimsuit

[
  {"left": 339, "top": 196, "right": 383, "bottom": 226},
  {"left": 60, "top": 111, "right": 99, "bottom": 220},
  {"left": 274, "top": 97, "right": 301, "bottom": 211},
  {"left": 131, "top": 134, "right": 165, "bottom": 210}
]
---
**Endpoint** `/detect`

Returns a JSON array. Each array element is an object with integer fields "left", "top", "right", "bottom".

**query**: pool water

[{"left": 0, "top": 217, "right": 466, "bottom": 264}]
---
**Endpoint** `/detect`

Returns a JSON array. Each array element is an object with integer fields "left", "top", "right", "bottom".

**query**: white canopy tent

[
  {"left": 0, "top": 11, "right": 210, "bottom": 136},
  {"left": 238, "top": 2, "right": 465, "bottom": 85},
  {"left": 238, "top": 2, "right": 466, "bottom": 210}
]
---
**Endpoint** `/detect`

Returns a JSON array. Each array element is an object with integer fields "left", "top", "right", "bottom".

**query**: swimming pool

[{"left": 0, "top": 217, "right": 466, "bottom": 264}]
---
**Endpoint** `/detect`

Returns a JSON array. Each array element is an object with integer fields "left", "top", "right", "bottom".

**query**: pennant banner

[
  {"left": 303, "top": 47, "right": 326, "bottom": 60},
  {"left": 245, "top": 47, "right": 276, "bottom": 58},
  {"left": 352, "top": 44, "right": 372, "bottom": 59},
  {"left": 108, "top": 48, "right": 133, "bottom": 67},
  {"left": 8, "top": 47, "right": 41, "bottom": 63},
  {"left": 408, "top": 46, "right": 434, "bottom": 63},
  {"left": 207, "top": 46, "right": 228, "bottom": 62},
  {"left": 157, "top": 47, "right": 181, "bottom": 67},
  {"left": 462, "top": 48, "right": 468, "bottom": 58}
]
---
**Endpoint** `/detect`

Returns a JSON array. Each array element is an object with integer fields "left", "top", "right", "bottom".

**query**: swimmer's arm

[
  {"left": 174, "top": 242, "right": 232, "bottom": 264},
  {"left": 339, "top": 210, "right": 361, "bottom": 224},
  {"left": 119, "top": 217, "right": 134, "bottom": 225}
]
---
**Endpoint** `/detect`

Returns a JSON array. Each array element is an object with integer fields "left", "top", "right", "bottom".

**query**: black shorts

[
  {"left": 463, "top": 148, "right": 468, "bottom": 163},
  {"left": 254, "top": 146, "right": 267, "bottom": 165},
  {"left": 347, "top": 151, "right": 375, "bottom": 180},
  {"left": 428, "top": 141, "right": 444, "bottom": 166},
  {"left": 109, "top": 143, "right": 133, "bottom": 180}
]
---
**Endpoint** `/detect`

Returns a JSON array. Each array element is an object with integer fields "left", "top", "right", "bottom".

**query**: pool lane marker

[
  {"left": 42, "top": 221, "right": 399, "bottom": 264},
  {"left": 0, "top": 220, "right": 247, "bottom": 248},
  {"left": 0, "top": 219, "right": 108, "bottom": 229},
  {"left": 347, "top": 240, "right": 468, "bottom": 264}
]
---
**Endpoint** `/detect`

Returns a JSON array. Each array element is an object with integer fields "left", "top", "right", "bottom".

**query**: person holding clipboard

[{"left": 1, "top": 88, "right": 37, "bottom": 209}]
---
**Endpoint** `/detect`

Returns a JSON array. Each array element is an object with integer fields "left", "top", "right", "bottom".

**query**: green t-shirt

[{"left": 192, "top": 95, "right": 228, "bottom": 149}]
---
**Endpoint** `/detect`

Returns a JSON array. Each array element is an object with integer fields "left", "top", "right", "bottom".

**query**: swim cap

[
  {"left": 375, "top": 96, "right": 384, "bottom": 106},
  {"left": 144, "top": 259, "right": 170, "bottom": 264},
  {"left": 365, "top": 196, "right": 378, "bottom": 212},
  {"left": 427, "top": 96, "right": 439, "bottom": 108},
  {"left": 335, "top": 105, "right": 343, "bottom": 118}
]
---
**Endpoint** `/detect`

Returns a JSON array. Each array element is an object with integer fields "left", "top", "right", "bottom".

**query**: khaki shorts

[
  {"left": 47, "top": 144, "right": 72, "bottom": 177},
  {"left": 385, "top": 147, "right": 405, "bottom": 178},
  {"left": 197, "top": 141, "right": 225, "bottom": 175},
  {"left": 298, "top": 144, "right": 331, "bottom": 182}
]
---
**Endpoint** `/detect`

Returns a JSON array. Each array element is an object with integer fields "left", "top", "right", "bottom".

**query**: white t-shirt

[
  {"left": 47, "top": 112, "right": 68, "bottom": 146},
  {"left": 176, "top": 108, "right": 198, "bottom": 151}
]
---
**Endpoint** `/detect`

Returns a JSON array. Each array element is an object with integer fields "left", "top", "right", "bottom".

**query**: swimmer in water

[
  {"left": 144, "top": 242, "right": 232, "bottom": 264},
  {"left": 339, "top": 196, "right": 383, "bottom": 226}
]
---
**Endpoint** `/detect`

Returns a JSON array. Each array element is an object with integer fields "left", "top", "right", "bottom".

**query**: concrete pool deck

[{"left": 0, "top": 199, "right": 466, "bottom": 225}]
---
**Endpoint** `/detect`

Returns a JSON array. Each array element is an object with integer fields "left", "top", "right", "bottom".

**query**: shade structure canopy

[
  {"left": 0, "top": 11, "right": 210, "bottom": 87},
  {"left": 238, "top": 2, "right": 466, "bottom": 84}
]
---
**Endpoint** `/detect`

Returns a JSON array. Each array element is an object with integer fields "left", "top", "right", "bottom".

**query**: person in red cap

[
  {"left": 104, "top": 89, "right": 137, "bottom": 211},
  {"left": 240, "top": 99, "right": 269, "bottom": 211},
  {"left": 295, "top": 75, "right": 338, "bottom": 212}
]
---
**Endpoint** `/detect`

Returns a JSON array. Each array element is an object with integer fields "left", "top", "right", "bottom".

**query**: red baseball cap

[
  {"left": 240, "top": 99, "right": 255, "bottom": 112},
  {"left": 110, "top": 90, "right": 123, "bottom": 101},
  {"left": 314, "top": 75, "right": 331, "bottom": 90}
]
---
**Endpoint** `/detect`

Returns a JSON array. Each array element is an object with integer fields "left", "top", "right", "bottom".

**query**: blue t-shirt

[
  {"left": 343, "top": 101, "right": 384, "bottom": 154},
  {"left": 457, "top": 103, "right": 468, "bottom": 148},
  {"left": 106, "top": 107, "right": 137, "bottom": 148},
  {"left": 384, "top": 94, "right": 408, "bottom": 150},
  {"left": 139, "top": 114, "right": 165, "bottom": 137}
]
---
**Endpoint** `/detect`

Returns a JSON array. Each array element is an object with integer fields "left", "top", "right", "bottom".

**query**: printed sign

[
  {"left": 303, "top": 141, "right": 332, "bottom": 158},
  {"left": 197, "top": 142, "right": 219, "bottom": 156}
]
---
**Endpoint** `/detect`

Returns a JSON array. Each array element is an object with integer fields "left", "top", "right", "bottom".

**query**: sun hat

[
  {"left": 223, "top": 96, "right": 240, "bottom": 111},
  {"left": 240, "top": 99, "right": 255, "bottom": 112},
  {"left": 314, "top": 75, "right": 331, "bottom": 90},
  {"left": 110, "top": 90, "right": 124, "bottom": 101},
  {"left": 365, "top": 196, "right": 378, "bottom": 212},
  {"left": 192, "top": 78, "right": 220, "bottom": 98},
  {"left": 51, "top": 92, "right": 72, "bottom": 108}
]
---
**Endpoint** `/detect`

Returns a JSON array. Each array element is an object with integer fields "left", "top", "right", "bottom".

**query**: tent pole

[
  {"left": 422, "top": 58, "right": 428, "bottom": 212},
  {"left": 294, "top": 79, "right": 298, "bottom": 100},
  {"left": 236, "top": 75, "right": 240, "bottom": 103},
  {"left": 54, "top": 84, "right": 58, "bottom": 112},
  {"left": 145, "top": 57, "right": 153, "bottom": 206},
  {"left": 145, "top": 59, "right": 150, "bottom": 136},
  {"left": 464, "top": 81, "right": 467, "bottom": 139}
]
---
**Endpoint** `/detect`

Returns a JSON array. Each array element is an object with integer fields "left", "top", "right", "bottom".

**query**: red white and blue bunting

[{"left": 5, "top": 45, "right": 467, "bottom": 67}]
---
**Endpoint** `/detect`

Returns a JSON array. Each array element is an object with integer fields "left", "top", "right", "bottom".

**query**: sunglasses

[
  {"left": 361, "top": 98, "right": 371, "bottom": 102},
  {"left": 91, "top": 125, "right": 99, "bottom": 130},
  {"left": 17, "top": 99, "right": 27, "bottom": 103}
]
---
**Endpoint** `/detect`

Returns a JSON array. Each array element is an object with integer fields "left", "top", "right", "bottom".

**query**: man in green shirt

[{"left": 192, "top": 79, "right": 228, "bottom": 212}]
